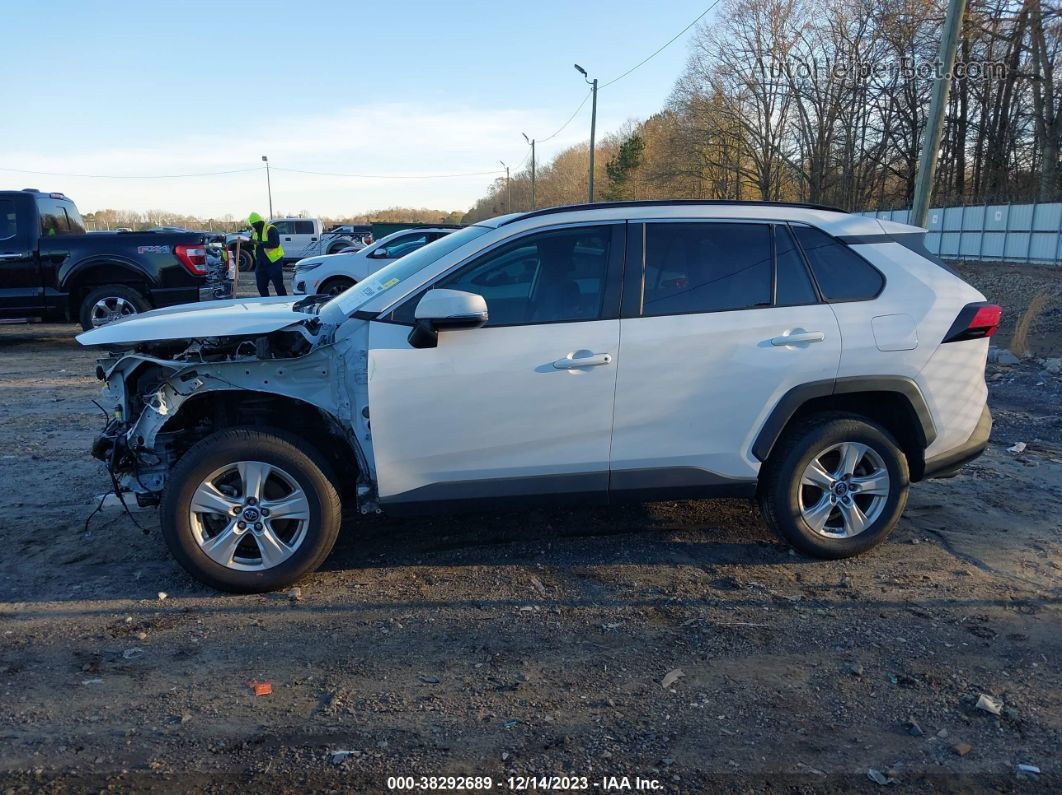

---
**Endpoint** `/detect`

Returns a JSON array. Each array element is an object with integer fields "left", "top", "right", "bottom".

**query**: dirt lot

[{"left": 0, "top": 268, "right": 1060, "bottom": 792}]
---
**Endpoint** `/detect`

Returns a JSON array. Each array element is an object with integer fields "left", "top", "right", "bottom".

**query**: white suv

[
  {"left": 78, "top": 201, "right": 998, "bottom": 593},
  {"left": 291, "top": 227, "right": 457, "bottom": 296}
]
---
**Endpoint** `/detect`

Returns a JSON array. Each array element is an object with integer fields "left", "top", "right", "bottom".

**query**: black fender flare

[
  {"left": 751, "top": 376, "right": 938, "bottom": 462},
  {"left": 59, "top": 255, "right": 157, "bottom": 291}
]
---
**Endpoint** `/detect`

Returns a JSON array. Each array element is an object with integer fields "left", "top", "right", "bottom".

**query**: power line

[
  {"left": 526, "top": 4, "right": 718, "bottom": 149},
  {"left": 537, "top": 90, "right": 593, "bottom": 143},
  {"left": 272, "top": 166, "right": 504, "bottom": 179},
  {"left": 600, "top": 2, "right": 721, "bottom": 89},
  {"left": 0, "top": 166, "right": 263, "bottom": 179}
]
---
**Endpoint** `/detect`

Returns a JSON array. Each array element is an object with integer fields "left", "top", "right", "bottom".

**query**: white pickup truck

[{"left": 267, "top": 218, "right": 370, "bottom": 263}]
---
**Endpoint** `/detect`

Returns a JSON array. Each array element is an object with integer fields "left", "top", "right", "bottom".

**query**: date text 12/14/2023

[{"left": 385, "top": 775, "right": 665, "bottom": 791}]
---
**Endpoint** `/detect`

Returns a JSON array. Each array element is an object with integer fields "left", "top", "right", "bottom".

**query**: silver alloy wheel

[
  {"left": 90, "top": 295, "right": 138, "bottom": 327},
  {"left": 798, "top": 442, "right": 891, "bottom": 538},
  {"left": 188, "top": 460, "right": 310, "bottom": 571}
]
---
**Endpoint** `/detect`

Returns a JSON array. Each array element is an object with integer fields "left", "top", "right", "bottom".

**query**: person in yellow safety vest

[{"left": 247, "top": 212, "right": 286, "bottom": 297}]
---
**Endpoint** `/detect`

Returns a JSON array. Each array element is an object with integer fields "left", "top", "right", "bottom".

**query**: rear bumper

[{"left": 922, "top": 406, "right": 992, "bottom": 479}]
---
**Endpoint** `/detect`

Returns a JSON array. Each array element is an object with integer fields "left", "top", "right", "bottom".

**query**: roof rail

[{"left": 498, "top": 199, "right": 847, "bottom": 226}]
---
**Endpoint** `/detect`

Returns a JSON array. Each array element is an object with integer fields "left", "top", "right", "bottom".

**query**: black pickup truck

[{"left": 0, "top": 189, "right": 212, "bottom": 330}]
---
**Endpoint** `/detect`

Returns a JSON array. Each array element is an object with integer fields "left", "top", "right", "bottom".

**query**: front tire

[
  {"left": 759, "top": 413, "right": 909, "bottom": 559},
  {"left": 161, "top": 428, "right": 342, "bottom": 593},
  {"left": 79, "top": 284, "right": 149, "bottom": 331}
]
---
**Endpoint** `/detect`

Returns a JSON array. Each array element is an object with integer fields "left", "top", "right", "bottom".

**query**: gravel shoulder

[{"left": 0, "top": 270, "right": 1059, "bottom": 792}]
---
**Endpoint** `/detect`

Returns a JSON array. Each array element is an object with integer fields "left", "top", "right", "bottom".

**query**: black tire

[
  {"left": 160, "top": 428, "right": 342, "bottom": 593},
  {"left": 758, "top": 412, "right": 909, "bottom": 559},
  {"left": 319, "top": 276, "right": 355, "bottom": 296},
  {"left": 78, "top": 284, "right": 150, "bottom": 331},
  {"left": 327, "top": 241, "right": 350, "bottom": 254},
  {"left": 237, "top": 248, "right": 255, "bottom": 272}
]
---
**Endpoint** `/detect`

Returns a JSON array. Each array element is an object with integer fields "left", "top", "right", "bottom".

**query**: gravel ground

[{"left": 0, "top": 268, "right": 1059, "bottom": 793}]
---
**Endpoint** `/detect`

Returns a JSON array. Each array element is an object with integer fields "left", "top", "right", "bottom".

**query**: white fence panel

[{"left": 860, "top": 202, "right": 1062, "bottom": 264}]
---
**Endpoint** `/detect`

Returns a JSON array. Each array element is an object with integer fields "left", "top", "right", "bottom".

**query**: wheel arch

[
  {"left": 158, "top": 389, "right": 363, "bottom": 495},
  {"left": 318, "top": 274, "right": 357, "bottom": 293},
  {"left": 62, "top": 258, "right": 153, "bottom": 314},
  {"left": 752, "top": 377, "right": 937, "bottom": 481}
]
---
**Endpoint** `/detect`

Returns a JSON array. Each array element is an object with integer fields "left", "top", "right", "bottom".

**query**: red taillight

[
  {"left": 175, "top": 244, "right": 208, "bottom": 276},
  {"left": 942, "top": 302, "right": 1002, "bottom": 343}
]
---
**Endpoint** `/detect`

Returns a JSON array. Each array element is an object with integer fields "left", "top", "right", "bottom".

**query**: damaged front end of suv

[{"left": 81, "top": 296, "right": 377, "bottom": 513}]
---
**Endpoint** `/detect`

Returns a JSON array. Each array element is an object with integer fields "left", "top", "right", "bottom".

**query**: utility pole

[
  {"left": 522, "top": 133, "right": 536, "bottom": 209},
  {"left": 499, "top": 160, "right": 511, "bottom": 213},
  {"left": 261, "top": 155, "right": 273, "bottom": 219},
  {"left": 574, "top": 64, "right": 598, "bottom": 203},
  {"left": 910, "top": 0, "right": 967, "bottom": 228}
]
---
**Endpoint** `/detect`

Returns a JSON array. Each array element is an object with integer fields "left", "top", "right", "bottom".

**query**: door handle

[
  {"left": 771, "top": 331, "right": 825, "bottom": 346},
  {"left": 553, "top": 353, "right": 612, "bottom": 369}
]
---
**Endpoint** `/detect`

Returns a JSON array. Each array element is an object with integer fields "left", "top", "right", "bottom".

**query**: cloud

[{"left": 1, "top": 102, "right": 591, "bottom": 217}]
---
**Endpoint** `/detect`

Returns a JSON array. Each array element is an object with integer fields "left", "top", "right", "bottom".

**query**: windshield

[{"left": 329, "top": 225, "right": 492, "bottom": 314}]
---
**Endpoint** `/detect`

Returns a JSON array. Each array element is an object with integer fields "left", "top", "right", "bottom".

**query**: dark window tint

[
  {"left": 643, "top": 223, "right": 771, "bottom": 316},
  {"left": 36, "top": 198, "right": 83, "bottom": 236},
  {"left": 792, "top": 225, "right": 883, "bottom": 301},
  {"left": 774, "top": 225, "right": 818, "bottom": 305},
  {"left": 37, "top": 198, "right": 67, "bottom": 235},
  {"left": 293, "top": 220, "right": 315, "bottom": 234},
  {"left": 0, "top": 199, "right": 15, "bottom": 240},
  {"left": 403, "top": 226, "right": 611, "bottom": 326},
  {"left": 381, "top": 233, "right": 430, "bottom": 259}
]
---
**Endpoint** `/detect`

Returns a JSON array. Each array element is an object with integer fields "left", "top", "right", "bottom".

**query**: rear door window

[
  {"left": 791, "top": 225, "right": 884, "bottom": 301},
  {"left": 642, "top": 222, "right": 772, "bottom": 316},
  {"left": 293, "top": 220, "right": 315, "bottom": 235},
  {"left": 774, "top": 225, "right": 818, "bottom": 306}
]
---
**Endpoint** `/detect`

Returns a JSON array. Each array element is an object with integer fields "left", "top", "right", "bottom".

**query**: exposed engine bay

[{"left": 90, "top": 313, "right": 377, "bottom": 511}]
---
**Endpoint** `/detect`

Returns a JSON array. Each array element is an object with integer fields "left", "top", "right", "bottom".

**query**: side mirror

[
  {"left": 408, "top": 289, "right": 488, "bottom": 349},
  {"left": 368, "top": 247, "right": 389, "bottom": 259}
]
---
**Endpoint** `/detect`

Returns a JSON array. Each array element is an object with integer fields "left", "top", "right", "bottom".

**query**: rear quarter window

[{"left": 791, "top": 225, "right": 883, "bottom": 301}]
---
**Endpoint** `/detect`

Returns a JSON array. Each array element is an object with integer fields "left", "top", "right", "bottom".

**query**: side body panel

[
  {"left": 0, "top": 193, "right": 44, "bottom": 315},
  {"left": 612, "top": 304, "right": 841, "bottom": 481},
  {"left": 366, "top": 319, "right": 620, "bottom": 503},
  {"left": 834, "top": 241, "right": 988, "bottom": 458}
]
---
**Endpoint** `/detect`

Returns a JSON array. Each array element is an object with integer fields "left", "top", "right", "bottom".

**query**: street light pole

[
  {"left": 574, "top": 64, "right": 598, "bottom": 203},
  {"left": 522, "top": 133, "right": 536, "bottom": 209},
  {"left": 499, "top": 160, "right": 511, "bottom": 213},
  {"left": 910, "top": 0, "right": 967, "bottom": 228},
  {"left": 261, "top": 155, "right": 273, "bottom": 219}
]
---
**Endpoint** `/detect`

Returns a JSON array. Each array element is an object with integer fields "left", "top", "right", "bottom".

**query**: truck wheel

[
  {"left": 237, "top": 248, "right": 255, "bottom": 272},
  {"left": 161, "top": 428, "right": 342, "bottom": 593},
  {"left": 79, "top": 285, "right": 149, "bottom": 331},
  {"left": 319, "top": 277, "right": 355, "bottom": 296},
  {"left": 758, "top": 413, "right": 909, "bottom": 559},
  {"left": 327, "top": 241, "right": 350, "bottom": 254}
]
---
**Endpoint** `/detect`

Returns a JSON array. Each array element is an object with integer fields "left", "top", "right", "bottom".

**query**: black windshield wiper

[{"left": 292, "top": 294, "right": 330, "bottom": 314}]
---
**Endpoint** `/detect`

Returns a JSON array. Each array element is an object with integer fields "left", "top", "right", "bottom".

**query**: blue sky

[{"left": 3, "top": 0, "right": 713, "bottom": 217}]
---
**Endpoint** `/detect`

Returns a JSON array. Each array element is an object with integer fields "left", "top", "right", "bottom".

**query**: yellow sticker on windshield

[{"left": 380, "top": 278, "right": 399, "bottom": 289}]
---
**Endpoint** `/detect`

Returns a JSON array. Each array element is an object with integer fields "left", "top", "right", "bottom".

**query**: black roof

[{"left": 498, "top": 199, "right": 847, "bottom": 226}]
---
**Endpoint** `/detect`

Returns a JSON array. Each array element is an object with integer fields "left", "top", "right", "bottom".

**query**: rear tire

[
  {"left": 161, "top": 428, "right": 343, "bottom": 593},
  {"left": 236, "top": 248, "right": 255, "bottom": 272},
  {"left": 79, "top": 284, "right": 149, "bottom": 331},
  {"left": 758, "top": 413, "right": 909, "bottom": 559}
]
